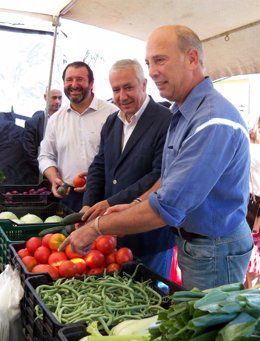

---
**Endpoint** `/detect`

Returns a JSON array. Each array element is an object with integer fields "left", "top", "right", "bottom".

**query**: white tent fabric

[{"left": 0, "top": 0, "right": 260, "bottom": 80}]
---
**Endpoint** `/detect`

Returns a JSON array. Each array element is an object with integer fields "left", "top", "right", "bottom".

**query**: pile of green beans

[{"left": 34, "top": 266, "right": 167, "bottom": 334}]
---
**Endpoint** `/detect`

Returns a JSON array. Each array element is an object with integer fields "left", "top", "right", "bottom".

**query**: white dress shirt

[
  {"left": 118, "top": 95, "right": 150, "bottom": 150},
  {"left": 38, "top": 95, "right": 118, "bottom": 185}
]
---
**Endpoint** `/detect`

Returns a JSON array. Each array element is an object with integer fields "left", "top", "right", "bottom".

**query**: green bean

[{"left": 34, "top": 265, "right": 169, "bottom": 334}]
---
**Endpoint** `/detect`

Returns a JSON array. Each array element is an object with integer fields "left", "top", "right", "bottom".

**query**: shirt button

[{"left": 112, "top": 179, "right": 117, "bottom": 184}]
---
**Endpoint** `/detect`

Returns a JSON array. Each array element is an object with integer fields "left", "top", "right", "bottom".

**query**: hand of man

[
  {"left": 52, "top": 177, "right": 70, "bottom": 198},
  {"left": 59, "top": 221, "right": 97, "bottom": 255},
  {"left": 82, "top": 200, "right": 110, "bottom": 222}
]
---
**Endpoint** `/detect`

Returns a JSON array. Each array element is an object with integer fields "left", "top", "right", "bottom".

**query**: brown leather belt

[{"left": 172, "top": 228, "right": 206, "bottom": 241}]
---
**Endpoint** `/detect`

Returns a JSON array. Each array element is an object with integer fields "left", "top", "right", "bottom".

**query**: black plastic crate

[
  {"left": 24, "top": 263, "right": 184, "bottom": 341},
  {"left": 10, "top": 243, "right": 53, "bottom": 287},
  {"left": 0, "top": 179, "right": 57, "bottom": 205},
  {"left": 0, "top": 203, "right": 73, "bottom": 272},
  {"left": 58, "top": 325, "right": 86, "bottom": 341}
]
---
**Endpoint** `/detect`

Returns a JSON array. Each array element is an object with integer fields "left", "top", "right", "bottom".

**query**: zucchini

[
  {"left": 39, "top": 213, "right": 83, "bottom": 237},
  {"left": 38, "top": 223, "right": 75, "bottom": 237},
  {"left": 38, "top": 225, "right": 64, "bottom": 237},
  {"left": 61, "top": 212, "right": 84, "bottom": 225},
  {"left": 57, "top": 183, "right": 70, "bottom": 196}
]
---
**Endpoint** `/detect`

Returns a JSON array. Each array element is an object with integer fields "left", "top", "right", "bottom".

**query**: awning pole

[{"left": 39, "top": 16, "right": 60, "bottom": 183}]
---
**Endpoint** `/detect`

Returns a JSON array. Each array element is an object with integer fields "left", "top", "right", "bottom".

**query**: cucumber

[
  {"left": 57, "top": 183, "right": 70, "bottom": 196},
  {"left": 38, "top": 225, "right": 64, "bottom": 237},
  {"left": 61, "top": 212, "right": 84, "bottom": 225},
  {"left": 38, "top": 223, "right": 75, "bottom": 237}
]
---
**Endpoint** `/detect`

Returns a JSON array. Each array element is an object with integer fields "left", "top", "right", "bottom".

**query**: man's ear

[{"left": 186, "top": 48, "right": 200, "bottom": 69}]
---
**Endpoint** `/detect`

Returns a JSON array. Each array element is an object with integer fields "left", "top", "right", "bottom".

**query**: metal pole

[{"left": 38, "top": 16, "right": 60, "bottom": 183}]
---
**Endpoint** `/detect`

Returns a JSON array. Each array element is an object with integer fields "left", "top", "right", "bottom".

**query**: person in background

[
  {"left": 38, "top": 61, "right": 118, "bottom": 211},
  {"left": 60, "top": 25, "right": 253, "bottom": 290},
  {"left": 79, "top": 59, "right": 175, "bottom": 277},
  {"left": 249, "top": 119, "right": 260, "bottom": 232},
  {"left": 23, "top": 87, "right": 63, "bottom": 183}
]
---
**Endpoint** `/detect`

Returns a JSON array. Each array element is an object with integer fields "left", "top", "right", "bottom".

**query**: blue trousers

[{"left": 176, "top": 220, "right": 253, "bottom": 290}]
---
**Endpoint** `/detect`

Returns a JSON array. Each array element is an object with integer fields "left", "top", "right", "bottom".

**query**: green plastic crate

[
  {"left": 0, "top": 203, "right": 73, "bottom": 272},
  {"left": 0, "top": 220, "right": 47, "bottom": 272}
]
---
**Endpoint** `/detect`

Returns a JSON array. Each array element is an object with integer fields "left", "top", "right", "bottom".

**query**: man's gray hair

[
  {"left": 175, "top": 25, "right": 204, "bottom": 69},
  {"left": 110, "top": 59, "right": 145, "bottom": 83}
]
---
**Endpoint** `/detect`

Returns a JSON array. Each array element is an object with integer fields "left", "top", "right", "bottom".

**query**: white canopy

[{"left": 0, "top": 0, "right": 260, "bottom": 80}]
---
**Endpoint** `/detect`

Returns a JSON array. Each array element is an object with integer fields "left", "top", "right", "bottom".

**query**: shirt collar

[
  {"left": 171, "top": 76, "right": 213, "bottom": 122},
  {"left": 117, "top": 95, "right": 150, "bottom": 124}
]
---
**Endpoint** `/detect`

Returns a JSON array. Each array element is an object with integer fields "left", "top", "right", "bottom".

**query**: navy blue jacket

[
  {"left": 83, "top": 97, "right": 175, "bottom": 257},
  {"left": 23, "top": 111, "right": 45, "bottom": 183}
]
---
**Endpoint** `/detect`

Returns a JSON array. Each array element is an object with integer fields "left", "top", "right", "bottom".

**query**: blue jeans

[
  {"left": 176, "top": 221, "right": 253, "bottom": 290},
  {"left": 140, "top": 248, "right": 173, "bottom": 279}
]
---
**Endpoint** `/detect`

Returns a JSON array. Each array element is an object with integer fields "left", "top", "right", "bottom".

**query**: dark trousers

[{"left": 61, "top": 188, "right": 84, "bottom": 212}]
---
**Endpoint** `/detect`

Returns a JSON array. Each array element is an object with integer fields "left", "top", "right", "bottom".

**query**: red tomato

[
  {"left": 115, "top": 247, "right": 133, "bottom": 265},
  {"left": 84, "top": 250, "right": 105, "bottom": 268},
  {"left": 48, "top": 251, "right": 67, "bottom": 267},
  {"left": 32, "top": 264, "right": 59, "bottom": 280},
  {"left": 95, "top": 235, "right": 117, "bottom": 254},
  {"left": 22, "top": 255, "right": 38, "bottom": 271},
  {"left": 48, "top": 233, "right": 66, "bottom": 251},
  {"left": 26, "top": 237, "right": 42, "bottom": 255},
  {"left": 59, "top": 260, "right": 77, "bottom": 278},
  {"left": 87, "top": 267, "right": 104, "bottom": 275},
  {"left": 90, "top": 240, "right": 96, "bottom": 250},
  {"left": 105, "top": 250, "right": 117, "bottom": 265},
  {"left": 18, "top": 248, "right": 31, "bottom": 259},
  {"left": 106, "top": 263, "right": 121, "bottom": 273},
  {"left": 65, "top": 244, "right": 82, "bottom": 259},
  {"left": 41, "top": 233, "right": 53, "bottom": 248},
  {"left": 34, "top": 246, "right": 52, "bottom": 264},
  {"left": 70, "top": 258, "right": 87, "bottom": 275},
  {"left": 73, "top": 175, "right": 86, "bottom": 188}
]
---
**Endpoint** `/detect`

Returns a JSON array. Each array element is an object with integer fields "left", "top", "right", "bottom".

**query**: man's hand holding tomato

[{"left": 73, "top": 171, "right": 87, "bottom": 193}]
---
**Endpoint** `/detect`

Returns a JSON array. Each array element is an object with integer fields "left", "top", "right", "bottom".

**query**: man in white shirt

[{"left": 38, "top": 61, "right": 118, "bottom": 211}]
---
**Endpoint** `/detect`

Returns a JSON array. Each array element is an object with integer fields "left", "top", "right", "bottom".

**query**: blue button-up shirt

[{"left": 149, "top": 77, "right": 250, "bottom": 238}]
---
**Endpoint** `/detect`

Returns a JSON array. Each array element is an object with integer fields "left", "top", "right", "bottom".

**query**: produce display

[
  {"left": 34, "top": 264, "right": 166, "bottom": 333},
  {"left": 149, "top": 283, "right": 260, "bottom": 340},
  {"left": 0, "top": 210, "right": 69, "bottom": 224},
  {"left": 18, "top": 233, "right": 134, "bottom": 279},
  {"left": 1, "top": 186, "right": 51, "bottom": 204}
]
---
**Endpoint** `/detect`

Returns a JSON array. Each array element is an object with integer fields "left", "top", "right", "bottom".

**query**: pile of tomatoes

[{"left": 17, "top": 233, "right": 133, "bottom": 280}]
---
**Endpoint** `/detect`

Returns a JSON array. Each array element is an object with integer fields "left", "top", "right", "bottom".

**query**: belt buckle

[{"left": 178, "top": 228, "right": 193, "bottom": 241}]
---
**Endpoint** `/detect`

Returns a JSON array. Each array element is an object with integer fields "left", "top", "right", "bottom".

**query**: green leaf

[
  {"left": 194, "top": 290, "right": 229, "bottom": 312},
  {"left": 190, "top": 329, "right": 219, "bottom": 341},
  {"left": 217, "top": 312, "right": 258, "bottom": 341},
  {"left": 189, "top": 313, "right": 238, "bottom": 329}
]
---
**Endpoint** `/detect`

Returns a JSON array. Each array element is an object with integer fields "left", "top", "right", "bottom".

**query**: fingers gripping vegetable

[{"left": 57, "top": 183, "right": 70, "bottom": 197}]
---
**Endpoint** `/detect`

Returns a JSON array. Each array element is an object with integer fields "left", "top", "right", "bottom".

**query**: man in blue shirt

[{"left": 60, "top": 25, "right": 253, "bottom": 290}]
